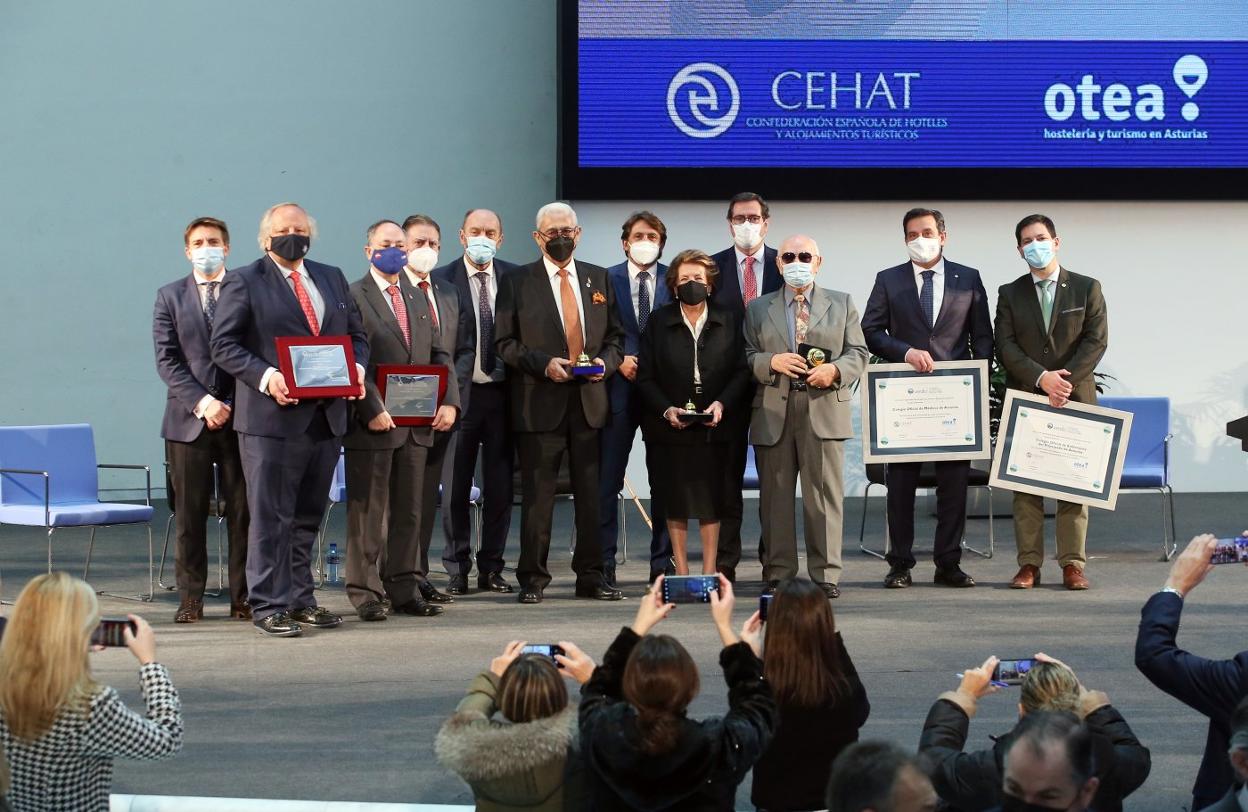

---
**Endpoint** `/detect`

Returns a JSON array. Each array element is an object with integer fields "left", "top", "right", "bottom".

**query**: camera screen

[
  {"left": 1211, "top": 537, "right": 1248, "bottom": 565},
  {"left": 90, "top": 618, "right": 135, "bottom": 648},
  {"left": 995, "top": 658, "right": 1036, "bottom": 685},
  {"left": 663, "top": 575, "right": 719, "bottom": 604},
  {"left": 760, "top": 593, "right": 774, "bottom": 621}
]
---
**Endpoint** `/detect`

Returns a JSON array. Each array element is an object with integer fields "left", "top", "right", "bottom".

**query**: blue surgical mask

[
  {"left": 191, "top": 246, "right": 225, "bottom": 275},
  {"left": 1022, "top": 240, "right": 1055, "bottom": 270},
  {"left": 782, "top": 262, "right": 813, "bottom": 289},
  {"left": 465, "top": 236, "right": 497, "bottom": 266},
  {"left": 371, "top": 246, "right": 407, "bottom": 276}
]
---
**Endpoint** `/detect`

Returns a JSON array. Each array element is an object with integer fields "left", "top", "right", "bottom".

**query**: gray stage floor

[{"left": 2, "top": 491, "right": 1242, "bottom": 810}]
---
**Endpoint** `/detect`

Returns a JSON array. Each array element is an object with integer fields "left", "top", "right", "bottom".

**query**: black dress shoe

[
  {"left": 817, "top": 582, "right": 841, "bottom": 599},
  {"left": 394, "top": 597, "right": 444, "bottom": 617},
  {"left": 603, "top": 563, "right": 617, "bottom": 587},
  {"left": 357, "top": 600, "right": 388, "bottom": 622},
  {"left": 884, "top": 567, "right": 913, "bottom": 589},
  {"left": 518, "top": 589, "right": 543, "bottom": 604},
  {"left": 718, "top": 566, "right": 737, "bottom": 584},
  {"left": 575, "top": 583, "right": 624, "bottom": 601},
  {"left": 447, "top": 574, "right": 469, "bottom": 595},
  {"left": 254, "top": 612, "right": 302, "bottom": 637},
  {"left": 289, "top": 606, "right": 342, "bottom": 628},
  {"left": 229, "top": 602, "right": 252, "bottom": 621},
  {"left": 419, "top": 580, "right": 455, "bottom": 604},
  {"left": 174, "top": 600, "right": 204, "bottom": 624},
  {"left": 934, "top": 566, "right": 976, "bottom": 588},
  {"left": 478, "top": 572, "right": 515, "bottom": 594}
]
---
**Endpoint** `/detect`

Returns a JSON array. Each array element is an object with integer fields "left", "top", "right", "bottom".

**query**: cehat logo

[{"left": 667, "top": 62, "right": 740, "bottom": 138}]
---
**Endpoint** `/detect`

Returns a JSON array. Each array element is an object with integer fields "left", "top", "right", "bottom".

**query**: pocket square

[
  {"left": 1060, "top": 306, "right": 1084, "bottom": 314},
  {"left": 591, "top": 290, "right": 607, "bottom": 305}
]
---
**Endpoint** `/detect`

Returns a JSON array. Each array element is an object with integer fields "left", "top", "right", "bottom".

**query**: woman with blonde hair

[{"left": 0, "top": 572, "right": 183, "bottom": 811}]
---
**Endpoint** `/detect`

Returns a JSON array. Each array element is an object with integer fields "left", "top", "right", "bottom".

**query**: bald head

[{"left": 776, "top": 234, "right": 823, "bottom": 290}]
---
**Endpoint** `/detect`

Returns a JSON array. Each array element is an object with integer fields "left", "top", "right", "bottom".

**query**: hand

[
  {"left": 707, "top": 401, "right": 724, "bottom": 427},
  {"left": 619, "top": 355, "right": 639, "bottom": 381},
  {"left": 367, "top": 411, "right": 397, "bottom": 432},
  {"left": 124, "top": 614, "right": 157, "bottom": 666},
  {"left": 664, "top": 407, "right": 689, "bottom": 430},
  {"left": 203, "top": 399, "right": 231, "bottom": 430},
  {"left": 957, "top": 655, "right": 1000, "bottom": 700},
  {"left": 708, "top": 573, "right": 736, "bottom": 630},
  {"left": 347, "top": 381, "right": 367, "bottom": 401},
  {"left": 1164, "top": 534, "right": 1218, "bottom": 596},
  {"left": 805, "top": 362, "right": 840, "bottom": 390},
  {"left": 1048, "top": 391, "right": 1069, "bottom": 409},
  {"left": 546, "top": 357, "right": 572, "bottom": 382},
  {"left": 632, "top": 576, "right": 675, "bottom": 636},
  {"left": 740, "top": 610, "right": 763, "bottom": 659},
  {"left": 490, "top": 640, "right": 527, "bottom": 677},
  {"left": 431, "top": 405, "right": 458, "bottom": 432},
  {"left": 555, "top": 641, "right": 596, "bottom": 685},
  {"left": 267, "top": 372, "right": 299, "bottom": 405},
  {"left": 770, "top": 352, "right": 808, "bottom": 379},
  {"left": 588, "top": 357, "right": 606, "bottom": 383},
  {"left": 905, "top": 347, "right": 935, "bottom": 372},
  {"left": 1039, "top": 369, "right": 1074, "bottom": 398}
]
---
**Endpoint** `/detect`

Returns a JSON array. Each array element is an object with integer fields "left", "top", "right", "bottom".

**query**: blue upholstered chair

[
  {"left": 0, "top": 424, "right": 154, "bottom": 600},
  {"left": 1098, "top": 396, "right": 1177, "bottom": 560},
  {"left": 743, "top": 445, "right": 760, "bottom": 491}
]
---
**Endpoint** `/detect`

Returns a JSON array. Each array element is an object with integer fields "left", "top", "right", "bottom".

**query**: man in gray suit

[
  {"left": 343, "top": 220, "right": 459, "bottom": 621},
  {"left": 745, "top": 234, "right": 868, "bottom": 598}
]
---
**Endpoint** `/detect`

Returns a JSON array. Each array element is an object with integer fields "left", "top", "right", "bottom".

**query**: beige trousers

[{"left": 1012, "top": 492, "right": 1087, "bottom": 570}]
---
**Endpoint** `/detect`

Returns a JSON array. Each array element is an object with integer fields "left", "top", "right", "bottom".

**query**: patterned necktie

[
  {"left": 387, "top": 284, "right": 410, "bottom": 347},
  {"left": 637, "top": 270, "right": 651, "bottom": 333},
  {"left": 558, "top": 269, "right": 585, "bottom": 359},
  {"left": 794, "top": 293, "right": 809, "bottom": 349},
  {"left": 418, "top": 279, "right": 439, "bottom": 332},
  {"left": 202, "top": 281, "right": 219, "bottom": 329},
  {"left": 1037, "top": 279, "right": 1055, "bottom": 330},
  {"left": 288, "top": 270, "right": 320, "bottom": 335},
  {"left": 920, "top": 270, "right": 936, "bottom": 329},
  {"left": 475, "top": 272, "right": 495, "bottom": 374},
  {"left": 743, "top": 255, "right": 758, "bottom": 305}
]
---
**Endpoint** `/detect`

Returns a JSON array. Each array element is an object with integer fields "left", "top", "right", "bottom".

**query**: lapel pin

[{"left": 1061, "top": 282, "right": 1067, "bottom": 287}]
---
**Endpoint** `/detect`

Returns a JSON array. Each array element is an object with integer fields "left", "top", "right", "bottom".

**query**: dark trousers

[
  {"left": 344, "top": 433, "right": 429, "bottom": 609},
  {"left": 884, "top": 460, "right": 970, "bottom": 571},
  {"left": 718, "top": 427, "right": 750, "bottom": 572},
  {"left": 416, "top": 435, "right": 447, "bottom": 581},
  {"left": 515, "top": 388, "right": 605, "bottom": 592},
  {"left": 237, "top": 412, "right": 338, "bottom": 621},
  {"left": 598, "top": 392, "right": 670, "bottom": 573},
  {"left": 165, "top": 431, "right": 249, "bottom": 607},
  {"left": 442, "top": 382, "right": 513, "bottom": 577}
]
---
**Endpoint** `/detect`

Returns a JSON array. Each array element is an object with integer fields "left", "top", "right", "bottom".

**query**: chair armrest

[
  {"left": 1162, "top": 434, "right": 1173, "bottom": 484},
  {"left": 0, "top": 467, "right": 51, "bottom": 527},
  {"left": 97, "top": 464, "right": 152, "bottom": 507}
]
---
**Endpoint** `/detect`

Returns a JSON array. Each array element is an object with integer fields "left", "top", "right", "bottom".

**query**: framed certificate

[
  {"left": 376, "top": 365, "right": 448, "bottom": 426},
  {"left": 275, "top": 336, "right": 359, "bottom": 399},
  {"left": 989, "top": 391, "right": 1133, "bottom": 510},
  {"left": 861, "top": 359, "right": 991, "bottom": 464}
]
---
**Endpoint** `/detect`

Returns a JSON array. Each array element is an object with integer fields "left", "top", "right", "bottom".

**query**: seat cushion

[
  {"left": 0, "top": 502, "right": 154, "bottom": 527},
  {"left": 1119, "top": 467, "right": 1166, "bottom": 488}
]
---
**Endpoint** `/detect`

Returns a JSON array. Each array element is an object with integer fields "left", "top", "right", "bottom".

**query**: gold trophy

[{"left": 571, "top": 352, "right": 603, "bottom": 376}]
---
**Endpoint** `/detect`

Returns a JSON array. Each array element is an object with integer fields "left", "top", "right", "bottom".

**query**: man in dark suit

[
  {"left": 210, "top": 202, "right": 368, "bottom": 637},
  {"left": 153, "top": 216, "right": 250, "bottom": 623},
  {"left": 995, "top": 214, "right": 1108, "bottom": 591},
  {"left": 1135, "top": 533, "right": 1248, "bottom": 811},
  {"left": 709, "top": 192, "right": 783, "bottom": 582},
  {"left": 342, "top": 220, "right": 459, "bottom": 621},
  {"left": 494, "top": 201, "right": 624, "bottom": 604},
  {"left": 861, "top": 208, "right": 994, "bottom": 590},
  {"left": 1199, "top": 697, "right": 1248, "bottom": 812},
  {"left": 400, "top": 214, "right": 471, "bottom": 605},
  {"left": 600, "top": 211, "right": 672, "bottom": 585},
  {"left": 434, "top": 208, "right": 519, "bottom": 595}
]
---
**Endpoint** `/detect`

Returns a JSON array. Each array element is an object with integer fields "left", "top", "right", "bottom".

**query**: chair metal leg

[
  {"left": 1159, "top": 485, "right": 1178, "bottom": 561},
  {"left": 858, "top": 482, "right": 887, "bottom": 560},
  {"left": 157, "top": 514, "right": 177, "bottom": 591},
  {"left": 47, "top": 527, "right": 55, "bottom": 573},
  {"left": 83, "top": 527, "right": 98, "bottom": 579},
  {"left": 961, "top": 485, "right": 996, "bottom": 559},
  {"left": 86, "top": 524, "right": 155, "bottom": 602},
  {"left": 203, "top": 517, "right": 225, "bottom": 599},
  {"left": 312, "top": 503, "right": 336, "bottom": 589}
]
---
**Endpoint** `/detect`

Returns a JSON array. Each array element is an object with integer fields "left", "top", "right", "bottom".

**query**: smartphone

[
  {"left": 90, "top": 618, "right": 137, "bottom": 648},
  {"left": 992, "top": 658, "right": 1037, "bottom": 686},
  {"left": 661, "top": 574, "right": 720, "bottom": 604},
  {"left": 1211, "top": 537, "right": 1248, "bottom": 565},
  {"left": 520, "top": 644, "right": 566, "bottom": 668},
  {"left": 760, "top": 593, "right": 774, "bottom": 621}
]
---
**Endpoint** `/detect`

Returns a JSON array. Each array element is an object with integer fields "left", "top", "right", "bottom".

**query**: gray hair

[
  {"left": 535, "top": 201, "right": 577, "bottom": 231},
  {"left": 257, "top": 202, "right": 319, "bottom": 251}
]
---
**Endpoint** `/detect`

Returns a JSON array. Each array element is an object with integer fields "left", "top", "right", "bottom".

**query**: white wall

[{"left": 571, "top": 199, "right": 1248, "bottom": 496}]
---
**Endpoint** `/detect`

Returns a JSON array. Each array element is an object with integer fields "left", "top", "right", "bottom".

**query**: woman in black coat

[{"left": 635, "top": 248, "right": 750, "bottom": 575}]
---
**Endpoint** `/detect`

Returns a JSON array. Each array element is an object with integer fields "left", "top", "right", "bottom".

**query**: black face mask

[
  {"left": 1001, "top": 793, "right": 1077, "bottom": 812},
  {"left": 270, "top": 233, "right": 310, "bottom": 262},
  {"left": 677, "top": 280, "right": 708, "bottom": 305},
  {"left": 544, "top": 235, "right": 575, "bottom": 263}
]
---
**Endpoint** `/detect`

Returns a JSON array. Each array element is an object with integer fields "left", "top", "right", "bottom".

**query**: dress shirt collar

[
  {"left": 912, "top": 257, "right": 945, "bottom": 279},
  {"left": 543, "top": 255, "right": 577, "bottom": 279},
  {"left": 403, "top": 267, "right": 432, "bottom": 287},
  {"left": 464, "top": 255, "right": 494, "bottom": 277},
  {"left": 192, "top": 268, "right": 226, "bottom": 286},
  {"left": 784, "top": 284, "right": 816, "bottom": 307},
  {"left": 735, "top": 245, "right": 765, "bottom": 268},
  {"left": 628, "top": 259, "right": 657, "bottom": 281},
  {"left": 370, "top": 268, "right": 402, "bottom": 293},
  {"left": 680, "top": 303, "right": 708, "bottom": 334},
  {"left": 1030, "top": 265, "right": 1060, "bottom": 285},
  {"left": 274, "top": 259, "right": 308, "bottom": 279}
]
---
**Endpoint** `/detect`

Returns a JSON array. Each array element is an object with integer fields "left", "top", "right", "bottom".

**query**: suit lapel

[
  {"left": 931, "top": 266, "right": 960, "bottom": 332},
  {"left": 654, "top": 267, "right": 672, "bottom": 308},
  {"left": 897, "top": 265, "right": 930, "bottom": 330},
  {"left": 181, "top": 275, "right": 210, "bottom": 343},
  {"left": 262, "top": 256, "right": 309, "bottom": 328},
  {"left": 1015, "top": 273, "right": 1050, "bottom": 340},
  {"left": 577, "top": 265, "right": 600, "bottom": 340},
  {"left": 362, "top": 275, "right": 409, "bottom": 348},
  {"left": 1047, "top": 267, "right": 1071, "bottom": 339},
  {"left": 805, "top": 287, "right": 835, "bottom": 333},
  {"left": 610, "top": 269, "right": 639, "bottom": 334},
  {"left": 767, "top": 291, "right": 790, "bottom": 348},
  {"left": 533, "top": 263, "right": 565, "bottom": 333}
]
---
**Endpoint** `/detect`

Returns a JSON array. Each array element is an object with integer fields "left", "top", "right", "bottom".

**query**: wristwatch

[{"left": 1159, "top": 586, "right": 1184, "bottom": 599}]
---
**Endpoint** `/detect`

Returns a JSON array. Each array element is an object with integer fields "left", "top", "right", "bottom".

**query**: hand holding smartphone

[
  {"left": 1210, "top": 536, "right": 1248, "bottom": 565},
  {"left": 661, "top": 574, "right": 720, "bottom": 604},
  {"left": 520, "top": 643, "right": 567, "bottom": 668},
  {"left": 90, "top": 618, "right": 138, "bottom": 648},
  {"left": 992, "top": 657, "right": 1037, "bottom": 686}
]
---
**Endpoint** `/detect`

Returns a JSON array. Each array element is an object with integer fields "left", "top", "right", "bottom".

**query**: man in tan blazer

[{"left": 745, "top": 234, "right": 869, "bottom": 597}]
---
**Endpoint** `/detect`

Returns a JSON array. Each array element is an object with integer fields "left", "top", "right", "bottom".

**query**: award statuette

[
  {"left": 274, "top": 335, "right": 360, "bottom": 399},
  {"left": 570, "top": 352, "right": 605, "bottom": 376},
  {"left": 375, "top": 365, "right": 448, "bottom": 427},
  {"left": 679, "top": 398, "right": 714, "bottom": 424}
]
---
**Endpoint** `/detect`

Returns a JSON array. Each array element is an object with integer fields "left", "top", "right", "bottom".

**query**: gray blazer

[{"left": 744, "top": 286, "right": 868, "bottom": 446}]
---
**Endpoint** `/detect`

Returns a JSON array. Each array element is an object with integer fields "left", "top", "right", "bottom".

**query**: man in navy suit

[
  {"left": 709, "top": 191, "right": 782, "bottom": 582},
  {"left": 861, "top": 208, "right": 993, "bottom": 589},
  {"left": 599, "top": 211, "right": 672, "bottom": 585},
  {"left": 210, "top": 202, "right": 369, "bottom": 637},
  {"left": 434, "top": 208, "right": 520, "bottom": 595},
  {"left": 153, "top": 216, "right": 250, "bottom": 623},
  {"left": 1136, "top": 533, "right": 1248, "bottom": 810}
]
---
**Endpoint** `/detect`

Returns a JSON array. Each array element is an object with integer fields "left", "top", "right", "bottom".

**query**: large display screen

[{"left": 561, "top": 0, "right": 1248, "bottom": 199}]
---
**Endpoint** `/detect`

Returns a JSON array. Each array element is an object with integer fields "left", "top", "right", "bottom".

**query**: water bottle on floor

[{"left": 326, "top": 543, "right": 343, "bottom": 585}]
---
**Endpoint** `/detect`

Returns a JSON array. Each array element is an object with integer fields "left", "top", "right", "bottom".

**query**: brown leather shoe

[
  {"left": 1010, "top": 565, "right": 1040, "bottom": 589},
  {"left": 229, "top": 602, "right": 253, "bottom": 621},
  {"left": 1062, "top": 565, "right": 1090, "bottom": 590},
  {"left": 175, "top": 600, "right": 204, "bottom": 623}
]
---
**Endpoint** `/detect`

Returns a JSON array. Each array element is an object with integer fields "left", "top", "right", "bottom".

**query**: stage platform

[{"left": 2, "top": 491, "right": 1241, "bottom": 810}]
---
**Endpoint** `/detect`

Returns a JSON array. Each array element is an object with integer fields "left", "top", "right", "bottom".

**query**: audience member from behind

[
  {"left": 827, "top": 740, "right": 938, "bottom": 812},
  {"left": 436, "top": 640, "right": 590, "bottom": 811},
  {"left": 1198, "top": 696, "right": 1248, "bottom": 811},
  {"left": 920, "top": 654, "right": 1148, "bottom": 812},
  {"left": 997, "top": 712, "right": 1100, "bottom": 812},
  {"left": 578, "top": 574, "right": 777, "bottom": 810},
  {"left": 752, "top": 577, "right": 870, "bottom": 812},
  {"left": 0, "top": 573, "right": 182, "bottom": 812},
  {"left": 1136, "top": 533, "right": 1248, "bottom": 810}
]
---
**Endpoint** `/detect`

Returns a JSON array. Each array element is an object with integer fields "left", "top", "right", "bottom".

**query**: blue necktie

[
  {"left": 637, "top": 271, "right": 651, "bottom": 334},
  {"left": 202, "top": 281, "right": 219, "bottom": 329},
  {"left": 919, "top": 270, "right": 935, "bottom": 329},
  {"left": 476, "top": 272, "right": 495, "bottom": 374}
]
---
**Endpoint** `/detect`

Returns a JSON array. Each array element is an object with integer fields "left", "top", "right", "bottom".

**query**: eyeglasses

[
  {"left": 729, "top": 215, "right": 764, "bottom": 226},
  {"left": 781, "top": 252, "right": 816, "bottom": 264},
  {"left": 540, "top": 227, "right": 578, "bottom": 240}
]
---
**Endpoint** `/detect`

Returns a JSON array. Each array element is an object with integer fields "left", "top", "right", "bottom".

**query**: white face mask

[
  {"left": 906, "top": 236, "right": 941, "bottom": 265},
  {"left": 407, "top": 246, "right": 438, "bottom": 274},
  {"left": 191, "top": 246, "right": 225, "bottom": 275},
  {"left": 628, "top": 240, "right": 660, "bottom": 267},
  {"left": 732, "top": 221, "right": 763, "bottom": 251},
  {"left": 782, "top": 262, "right": 814, "bottom": 289}
]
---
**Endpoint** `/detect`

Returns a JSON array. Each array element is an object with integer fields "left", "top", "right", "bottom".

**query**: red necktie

[
  {"left": 418, "top": 280, "right": 439, "bottom": 332},
  {"left": 387, "top": 284, "right": 410, "bottom": 347},
  {"left": 289, "top": 270, "right": 320, "bottom": 335},
  {"left": 743, "top": 255, "right": 758, "bottom": 305}
]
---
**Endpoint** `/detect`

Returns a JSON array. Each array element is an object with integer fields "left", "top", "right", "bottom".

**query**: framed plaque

[
  {"left": 376, "top": 365, "right": 448, "bottom": 426},
  {"left": 275, "top": 336, "right": 359, "bottom": 399},
  {"left": 989, "top": 391, "right": 1133, "bottom": 510},
  {"left": 861, "top": 359, "right": 991, "bottom": 464}
]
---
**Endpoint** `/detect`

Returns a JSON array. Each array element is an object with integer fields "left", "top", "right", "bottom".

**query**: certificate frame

[
  {"left": 989, "top": 391, "right": 1133, "bottom": 510},
  {"left": 861, "top": 359, "right": 991, "bottom": 464},
  {"left": 376, "top": 364, "right": 448, "bottom": 427},
  {"left": 274, "top": 335, "right": 360, "bottom": 399}
]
